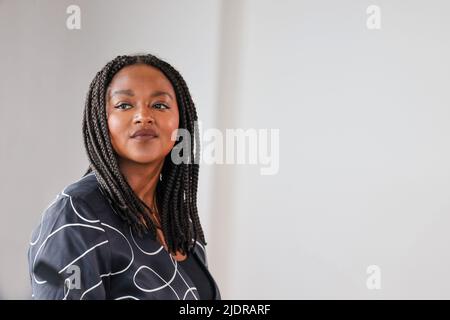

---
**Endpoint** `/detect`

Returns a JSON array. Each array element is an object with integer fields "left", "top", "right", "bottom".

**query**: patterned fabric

[{"left": 28, "top": 173, "right": 221, "bottom": 300}]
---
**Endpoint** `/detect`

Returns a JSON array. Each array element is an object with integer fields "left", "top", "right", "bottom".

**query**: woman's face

[{"left": 106, "top": 64, "right": 179, "bottom": 166}]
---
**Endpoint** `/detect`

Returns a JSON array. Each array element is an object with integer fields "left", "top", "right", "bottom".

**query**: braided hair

[{"left": 81, "top": 54, "right": 205, "bottom": 255}]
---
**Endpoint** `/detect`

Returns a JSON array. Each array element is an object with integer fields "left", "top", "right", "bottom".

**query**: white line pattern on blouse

[
  {"left": 58, "top": 240, "right": 109, "bottom": 274},
  {"left": 80, "top": 279, "right": 103, "bottom": 300},
  {"left": 100, "top": 222, "right": 134, "bottom": 275},
  {"left": 130, "top": 226, "right": 164, "bottom": 255},
  {"left": 32, "top": 223, "right": 106, "bottom": 285}
]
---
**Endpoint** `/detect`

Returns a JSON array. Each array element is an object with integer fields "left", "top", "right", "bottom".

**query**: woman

[{"left": 28, "top": 54, "right": 221, "bottom": 300}]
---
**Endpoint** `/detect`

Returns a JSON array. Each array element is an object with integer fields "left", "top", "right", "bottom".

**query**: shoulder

[
  {"left": 47, "top": 172, "right": 117, "bottom": 224},
  {"left": 28, "top": 173, "right": 111, "bottom": 297},
  {"left": 61, "top": 173, "right": 106, "bottom": 216},
  {"left": 29, "top": 173, "right": 111, "bottom": 267},
  {"left": 30, "top": 173, "right": 113, "bottom": 243}
]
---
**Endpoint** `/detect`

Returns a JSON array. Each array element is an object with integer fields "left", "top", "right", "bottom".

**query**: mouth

[
  {"left": 130, "top": 128, "right": 159, "bottom": 139},
  {"left": 131, "top": 135, "right": 158, "bottom": 140}
]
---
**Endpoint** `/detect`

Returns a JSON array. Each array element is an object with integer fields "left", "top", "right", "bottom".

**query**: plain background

[{"left": 1, "top": 0, "right": 450, "bottom": 299}]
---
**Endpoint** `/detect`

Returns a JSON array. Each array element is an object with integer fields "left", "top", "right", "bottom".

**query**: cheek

[
  {"left": 107, "top": 115, "right": 125, "bottom": 147},
  {"left": 161, "top": 113, "right": 179, "bottom": 146}
]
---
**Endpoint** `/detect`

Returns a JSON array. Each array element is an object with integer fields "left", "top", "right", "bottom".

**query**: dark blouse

[
  {"left": 27, "top": 172, "right": 221, "bottom": 300},
  {"left": 178, "top": 251, "right": 215, "bottom": 300}
]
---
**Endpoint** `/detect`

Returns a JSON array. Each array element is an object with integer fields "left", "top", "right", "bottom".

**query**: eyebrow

[{"left": 109, "top": 89, "right": 174, "bottom": 100}]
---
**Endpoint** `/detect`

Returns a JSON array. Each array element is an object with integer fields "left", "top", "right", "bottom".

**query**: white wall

[{"left": 217, "top": 0, "right": 450, "bottom": 299}]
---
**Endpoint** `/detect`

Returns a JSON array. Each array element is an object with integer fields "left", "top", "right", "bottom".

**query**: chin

[
  {"left": 119, "top": 149, "right": 159, "bottom": 163},
  {"left": 131, "top": 156, "right": 163, "bottom": 164}
]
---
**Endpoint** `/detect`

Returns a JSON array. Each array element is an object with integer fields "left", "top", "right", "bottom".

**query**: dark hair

[{"left": 82, "top": 54, "right": 205, "bottom": 255}]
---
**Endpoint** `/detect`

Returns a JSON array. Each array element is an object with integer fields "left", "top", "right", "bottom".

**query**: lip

[
  {"left": 131, "top": 135, "right": 157, "bottom": 140},
  {"left": 130, "top": 128, "right": 159, "bottom": 139}
]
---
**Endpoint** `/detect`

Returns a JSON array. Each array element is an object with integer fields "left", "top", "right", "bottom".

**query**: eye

[
  {"left": 153, "top": 103, "right": 169, "bottom": 110},
  {"left": 115, "top": 103, "right": 133, "bottom": 110}
]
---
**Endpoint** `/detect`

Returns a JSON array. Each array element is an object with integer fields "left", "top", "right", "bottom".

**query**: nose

[{"left": 133, "top": 104, "right": 155, "bottom": 124}]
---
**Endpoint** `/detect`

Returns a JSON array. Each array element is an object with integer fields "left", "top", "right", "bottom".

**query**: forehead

[{"left": 107, "top": 64, "right": 174, "bottom": 95}]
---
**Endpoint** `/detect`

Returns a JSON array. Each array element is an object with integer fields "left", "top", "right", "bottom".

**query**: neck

[{"left": 118, "top": 158, "right": 164, "bottom": 207}]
